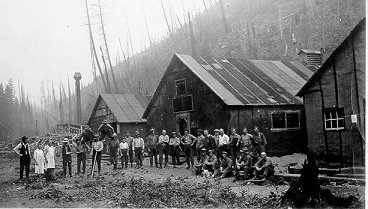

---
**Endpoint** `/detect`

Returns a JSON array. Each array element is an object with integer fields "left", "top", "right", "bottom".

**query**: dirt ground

[{"left": 0, "top": 152, "right": 364, "bottom": 208}]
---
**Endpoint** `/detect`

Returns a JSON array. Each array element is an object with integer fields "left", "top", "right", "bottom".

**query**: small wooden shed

[
  {"left": 87, "top": 94, "right": 149, "bottom": 138},
  {"left": 297, "top": 18, "right": 365, "bottom": 166},
  {"left": 143, "top": 54, "right": 314, "bottom": 156}
]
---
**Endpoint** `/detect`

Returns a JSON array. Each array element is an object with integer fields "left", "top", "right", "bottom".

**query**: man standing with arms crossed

[
  {"left": 14, "top": 136, "right": 31, "bottom": 181},
  {"left": 158, "top": 130, "right": 170, "bottom": 168}
]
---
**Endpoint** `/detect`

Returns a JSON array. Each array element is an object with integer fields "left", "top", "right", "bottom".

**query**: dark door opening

[{"left": 178, "top": 118, "right": 188, "bottom": 136}]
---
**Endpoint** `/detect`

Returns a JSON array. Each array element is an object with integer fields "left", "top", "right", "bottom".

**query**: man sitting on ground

[
  {"left": 234, "top": 148, "right": 253, "bottom": 180},
  {"left": 195, "top": 148, "right": 208, "bottom": 175},
  {"left": 252, "top": 152, "right": 274, "bottom": 181},
  {"left": 214, "top": 151, "right": 233, "bottom": 180},
  {"left": 203, "top": 150, "right": 218, "bottom": 176}
]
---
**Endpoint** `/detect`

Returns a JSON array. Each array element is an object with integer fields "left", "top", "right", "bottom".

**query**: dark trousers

[
  {"left": 235, "top": 165, "right": 251, "bottom": 179},
  {"left": 92, "top": 150, "right": 102, "bottom": 173},
  {"left": 229, "top": 145, "right": 237, "bottom": 162},
  {"left": 218, "top": 145, "right": 228, "bottom": 159},
  {"left": 120, "top": 149, "right": 128, "bottom": 168},
  {"left": 45, "top": 168, "right": 55, "bottom": 181},
  {"left": 214, "top": 167, "right": 233, "bottom": 178},
  {"left": 253, "top": 144, "right": 265, "bottom": 155},
  {"left": 20, "top": 157, "right": 30, "bottom": 179},
  {"left": 203, "top": 164, "right": 216, "bottom": 173},
  {"left": 109, "top": 149, "right": 118, "bottom": 168},
  {"left": 183, "top": 145, "right": 194, "bottom": 168},
  {"left": 171, "top": 146, "right": 180, "bottom": 166},
  {"left": 148, "top": 148, "right": 158, "bottom": 167},
  {"left": 62, "top": 155, "right": 72, "bottom": 177},
  {"left": 254, "top": 166, "right": 274, "bottom": 178},
  {"left": 128, "top": 148, "right": 134, "bottom": 166},
  {"left": 195, "top": 147, "right": 201, "bottom": 162},
  {"left": 77, "top": 153, "right": 86, "bottom": 174},
  {"left": 134, "top": 147, "right": 143, "bottom": 167},
  {"left": 158, "top": 145, "right": 169, "bottom": 166}
]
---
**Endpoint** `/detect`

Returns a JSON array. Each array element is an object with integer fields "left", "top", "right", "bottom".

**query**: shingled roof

[{"left": 88, "top": 94, "right": 149, "bottom": 124}]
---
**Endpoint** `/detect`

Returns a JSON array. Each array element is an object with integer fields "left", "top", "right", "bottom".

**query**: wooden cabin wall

[
  {"left": 302, "top": 24, "right": 365, "bottom": 165},
  {"left": 229, "top": 105, "right": 307, "bottom": 156},
  {"left": 146, "top": 60, "right": 231, "bottom": 135}
]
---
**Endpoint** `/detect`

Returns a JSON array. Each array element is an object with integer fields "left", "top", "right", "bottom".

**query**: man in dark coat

[
  {"left": 13, "top": 136, "right": 31, "bottom": 180},
  {"left": 146, "top": 128, "right": 158, "bottom": 167},
  {"left": 109, "top": 133, "right": 120, "bottom": 170},
  {"left": 62, "top": 138, "right": 73, "bottom": 177}
]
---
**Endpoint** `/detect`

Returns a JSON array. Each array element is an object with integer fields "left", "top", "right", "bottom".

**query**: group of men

[{"left": 14, "top": 118, "right": 274, "bottom": 182}]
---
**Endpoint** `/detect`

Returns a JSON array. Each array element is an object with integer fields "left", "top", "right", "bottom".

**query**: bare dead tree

[
  {"left": 99, "top": 46, "right": 112, "bottom": 93},
  {"left": 219, "top": 0, "right": 230, "bottom": 33},
  {"left": 85, "top": 0, "right": 108, "bottom": 93},
  {"left": 98, "top": 0, "right": 119, "bottom": 93}
]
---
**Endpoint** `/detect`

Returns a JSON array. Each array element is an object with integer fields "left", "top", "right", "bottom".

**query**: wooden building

[
  {"left": 297, "top": 18, "right": 365, "bottom": 166},
  {"left": 143, "top": 54, "right": 314, "bottom": 156},
  {"left": 87, "top": 94, "right": 149, "bottom": 138},
  {"left": 56, "top": 124, "right": 82, "bottom": 135}
]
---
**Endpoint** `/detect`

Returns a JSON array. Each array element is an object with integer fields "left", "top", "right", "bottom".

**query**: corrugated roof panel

[
  {"left": 251, "top": 60, "right": 302, "bottom": 103},
  {"left": 177, "top": 54, "right": 244, "bottom": 106},
  {"left": 272, "top": 61, "right": 307, "bottom": 87},
  {"left": 215, "top": 58, "right": 274, "bottom": 104},
  {"left": 290, "top": 61, "right": 315, "bottom": 77},
  {"left": 281, "top": 61, "right": 310, "bottom": 80},
  {"left": 228, "top": 58, "right": 290, "bottom": 104},
  {"left": 123, "top": 94, "right": 146, "bottom": 120},
  {"left": 203, "top": 57, "right": 261, "bottom": 104}
]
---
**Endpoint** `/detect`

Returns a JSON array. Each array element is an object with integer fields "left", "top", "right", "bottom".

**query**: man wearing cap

[
  {"left": 211, "top": 129, "right": 220, "bottom": 158},
  {"left": 214, "top": 151, "right": 233, "bottom": 180},
  {"left": 229, "top": 128, "right": 240, "bottom": 162},
  {"left": 252, "top": 126, "right": 267, "bottom": 155},
  {"left": 158, "top": 130, "right": 170, "bottom": 168},
  {"left": 91, "top": 136, "right": 104, "bottom": 175},
  {"left": 192, "top": 129, "right": 207, "bottom": 162},
  {"left": 169, "top": 132, "right": 181, "bottom": 168},
  {"left": 180, "top": 129, "right": 196, "bottom": 169},
  {"left": 14, "top": 136, "right": 31, "bottom": 180},
  {"left": 203, "top": 150, "right": 218, "bottom": 174},
  {"left": 252, "top": 152, "right": 274, "bottom": 181},
  {"left": 62, "top": 138, "right": 73, "bottom": 177},
  {"left": 147, "top": 128, "right": 158, "bottom": 167},
  {"left": 125, "top": 131, "right": 134, "bottom": 168},
  {"left": 195, "top": 148, "right": 208, "bottom": 175},
  {"left": 97, "top": 119, "right": 115, "bottom": 142},
  {"left": 218, "top": 129, "right": 229, "bottom": 159},
  {"left": 237, "top": 128, "right": 253, "bottom": 158},
  {"left": 234, "top": 148, "right": 253, "bottom": 180},
  {"left": 109, "top": 133, "right": 120, "bottom": 170},
  {"left": 132, "top": 130, "right": 145, "bottom": 168}
]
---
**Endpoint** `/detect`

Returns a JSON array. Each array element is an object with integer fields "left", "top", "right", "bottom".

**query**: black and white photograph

[{"left": 0, "top": 0, "right": 365, "bottom": 208}]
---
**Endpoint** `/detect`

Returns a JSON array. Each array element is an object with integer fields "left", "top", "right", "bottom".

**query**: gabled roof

[
  {"left": 88, "top": 94, "right": 149, "bottom": 124},
  {"left": 297, "top": 18, "right": 366, "bottom": 97},
  {"left": 143, "top": 54, "right": 313, "bottom": 117}
]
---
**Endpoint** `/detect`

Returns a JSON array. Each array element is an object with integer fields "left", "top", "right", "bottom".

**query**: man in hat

[
  {"left": 169, "top": 132, "right": 181, "bottom": 168},
  {"left": 62, "top": 138, "right": 73, "bottom": 177},
  {"left": 80, "top": 125, "right": 94, "bottom": 146},
  {"left": 203, "top": 149, "right": 218, "bottom": 175},
  {"left": 252, "top": 152, "right": 274, "bottom": 180},
  {"left": 14, "top": 136, "right": 31, "bottom": 180},
  {"left": 158, "top": 130, "right": 170, "bottom": 168},
  {"left": 180, "top": 129, "right": 196, "bottom": 169},
  {"left": 218, "top": 129, "right": 229, "bottom": 159},
  {"left": 97, "top": 119, "right": 115, "bottom": 142},
  {"left": 125, "top": 131, "right": 134, "bottom": 168},
  {"left": 146, "top": 128, "right": 158, "bottom": 167},
  {"left": 214, "top": 151, "right": 233, "bottom": 180},
  {"left": 251, "top": 126, "right": 267, "bottom": 155},
  {"left": 195, "top": 148, "right": 208, "bottom": 175},
  {"left": 212, "top": 129, "right": 220, "bottom": 158},
  {"left": 132, "top": 130, "right": 144, "bottom": 168},
  {"left": 193, "top": 129, "right": 208, "bottom": 162},
  {"left": 109, "top": 133, "right": 120, "bottom": 170},
  {"left": 234, "top": 148, "right": 253, "bottom": 180},
  {"left": 91, "top": 135, "right": 104, "bottom": 175}
]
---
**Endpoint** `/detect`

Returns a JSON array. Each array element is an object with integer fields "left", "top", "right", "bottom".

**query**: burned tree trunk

[{"left": 281, "top": 150, "right": 321, "bottom": 207}]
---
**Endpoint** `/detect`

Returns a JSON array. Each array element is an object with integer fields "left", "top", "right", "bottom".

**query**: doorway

[{"left": 176, "top": 113, "right": 190, "bottom": 136}]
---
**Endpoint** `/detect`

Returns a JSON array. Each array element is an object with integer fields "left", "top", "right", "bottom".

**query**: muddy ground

[{"left": 0, "top": 152, "right": 364, "bottom": 208}]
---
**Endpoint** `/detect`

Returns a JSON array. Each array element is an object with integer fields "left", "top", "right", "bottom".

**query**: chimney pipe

[{"left": 74, "top": 72, "right": 82, "bottom": 125}]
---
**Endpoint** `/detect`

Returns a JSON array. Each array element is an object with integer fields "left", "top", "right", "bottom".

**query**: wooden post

[{"left": 188, "top": 13, "right": 197, "bottom": 57}]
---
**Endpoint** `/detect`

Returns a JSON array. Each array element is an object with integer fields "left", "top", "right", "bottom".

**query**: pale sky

[{"left": 0, "top": 0, "right": 204, "bottom": 103}]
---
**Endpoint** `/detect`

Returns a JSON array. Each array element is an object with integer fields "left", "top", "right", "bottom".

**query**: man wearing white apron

[
  {"left": 44, "top": 140, "right": 56, "bottom": 180},
  {"left": 33, "top": 143, "right": 45, "bottom": 175}
]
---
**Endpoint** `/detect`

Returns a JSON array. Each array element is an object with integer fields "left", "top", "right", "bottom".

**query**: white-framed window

[
  {"left": 271, "top": 110, "right": 300, "bottom": 131},
  {"left": 175, "top": 79, "right": 187, "bottom": 96},
  {"left": 324, "top": 108, "right": 345, "bottom": 131}
]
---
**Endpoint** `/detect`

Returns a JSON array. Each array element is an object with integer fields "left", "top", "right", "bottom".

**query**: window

[
  {"left": 173, "top": 95, "right": 193, "bottom": 112},
  {"left": 271, "top": 111, "right": 300, "bottom": 130},
  {"left": 175, "top": 79, "right": 186, "bottom": 96},
  {"left": 324, "top": 108, "right": 345, "bottom": 131}
]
